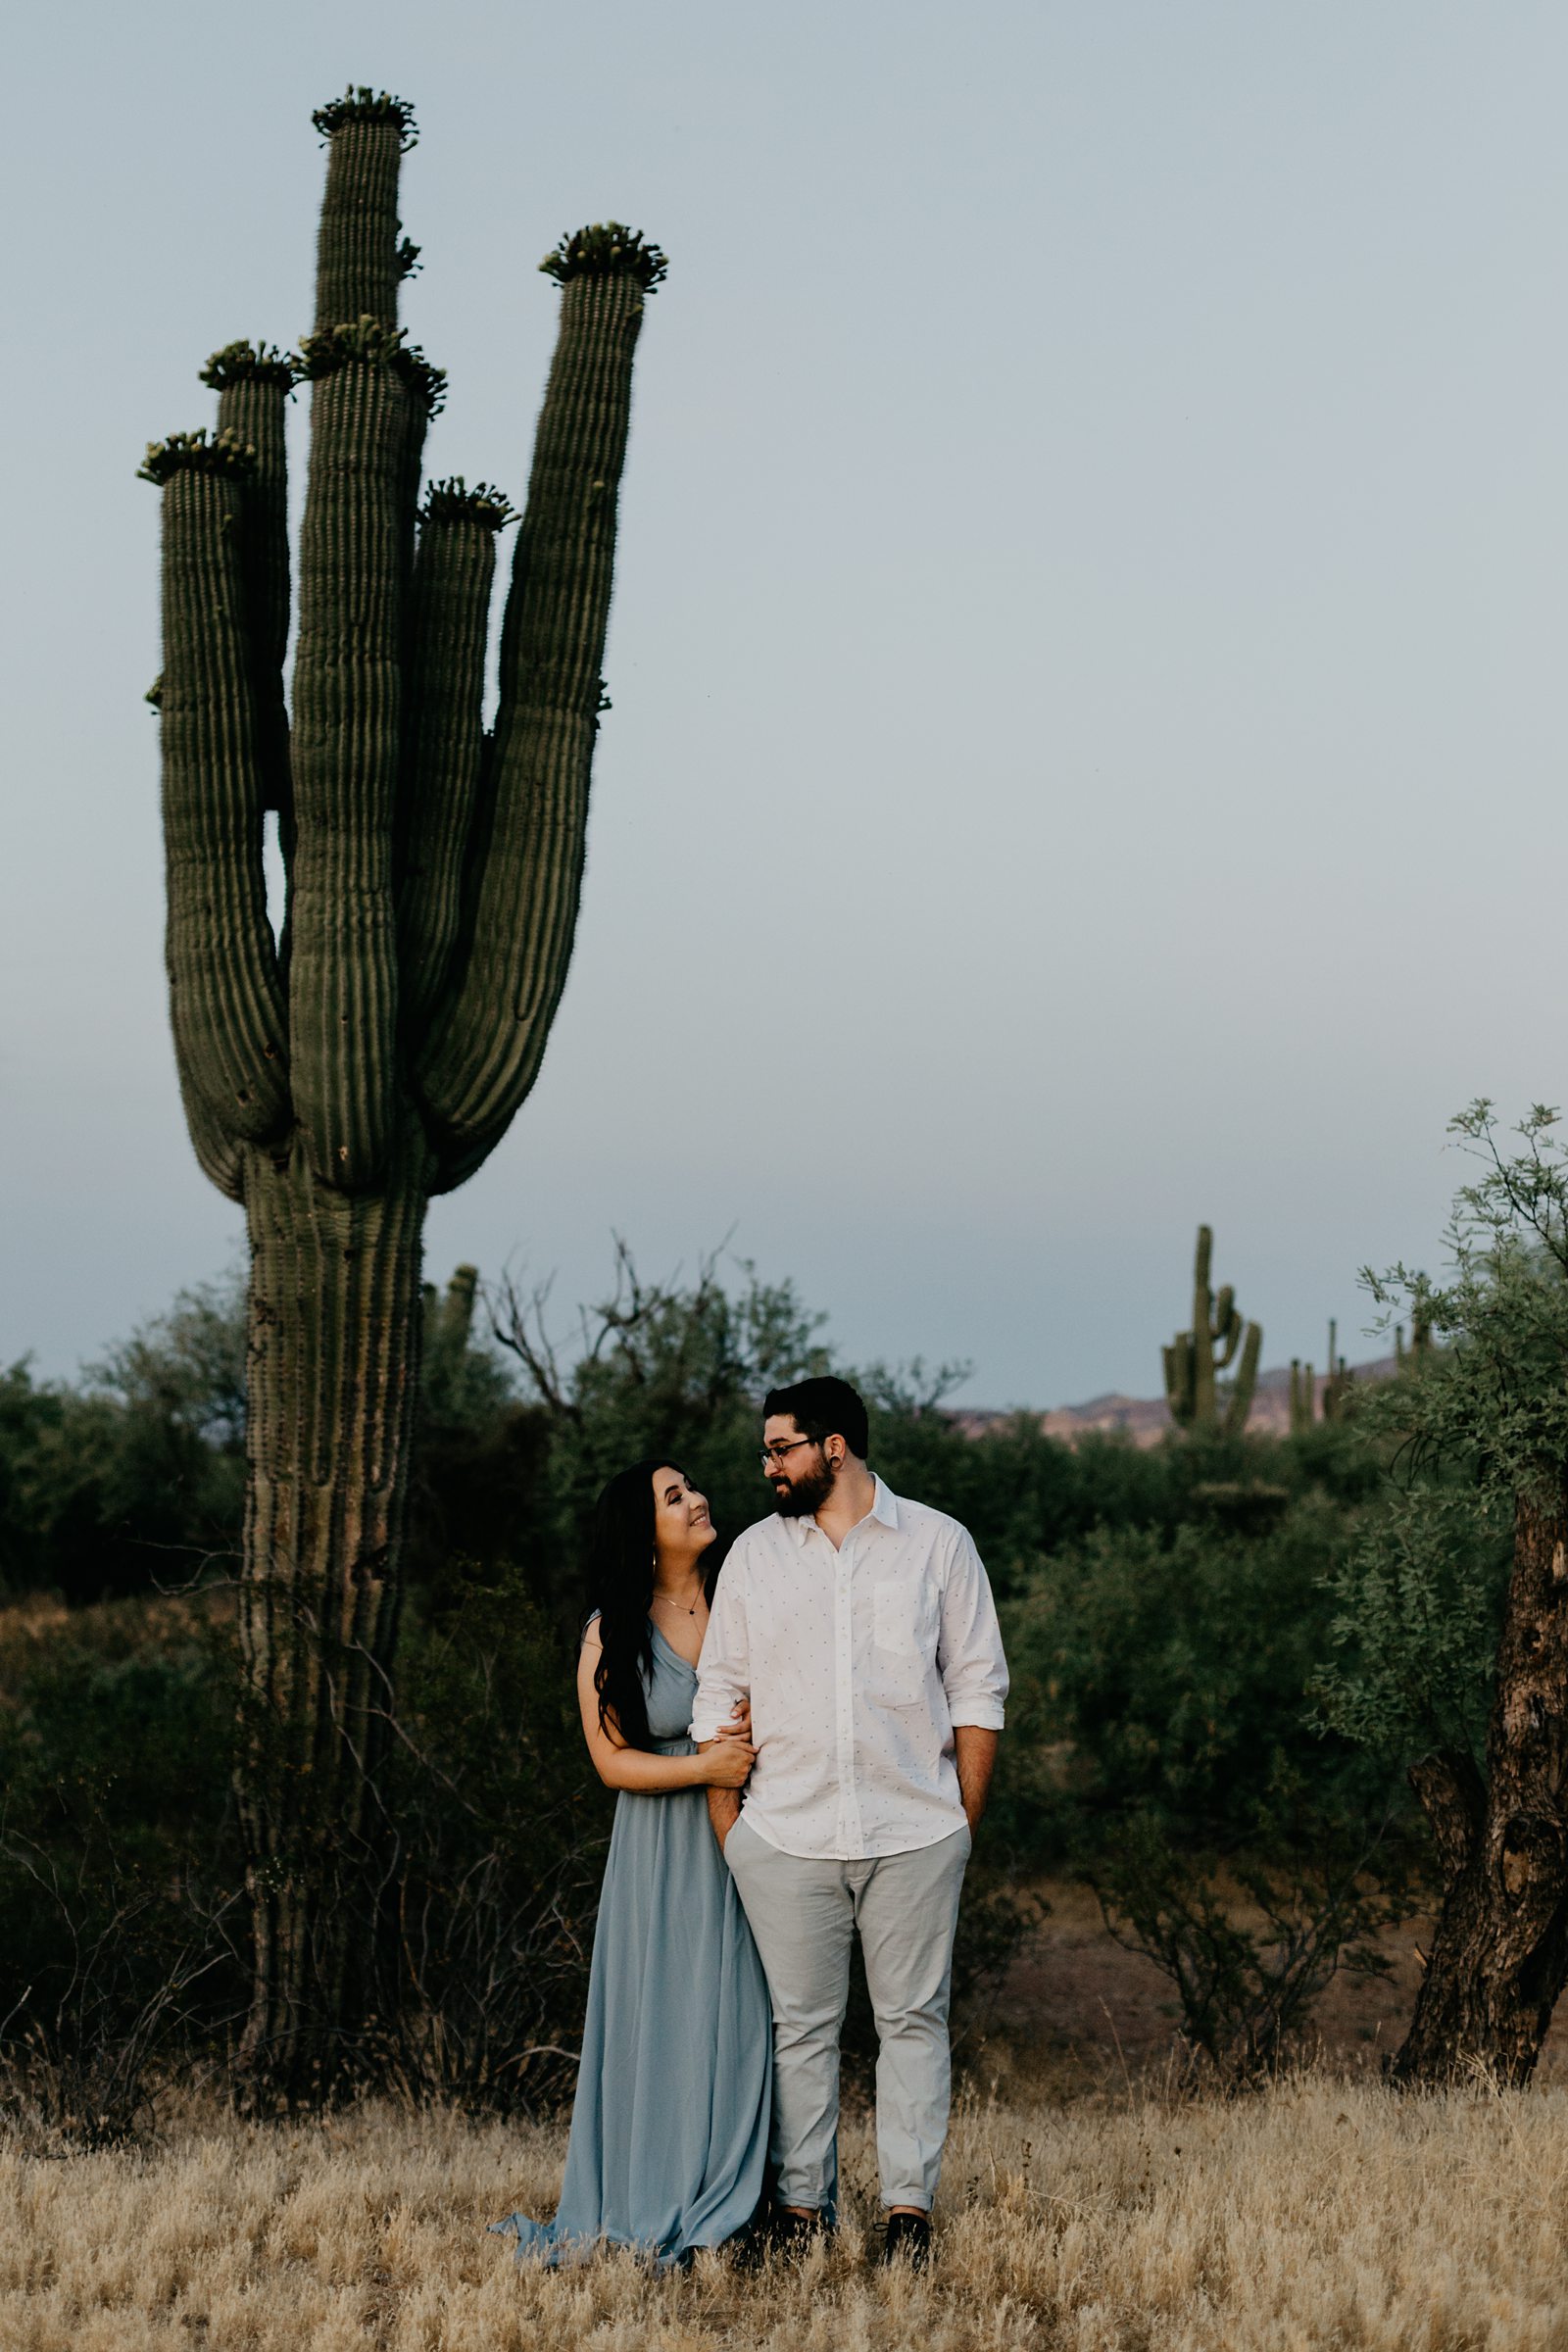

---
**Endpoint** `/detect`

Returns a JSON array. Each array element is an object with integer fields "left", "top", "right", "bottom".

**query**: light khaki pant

[{"left": 723, "top": 1816, "right": 971, "bottom": 2212}]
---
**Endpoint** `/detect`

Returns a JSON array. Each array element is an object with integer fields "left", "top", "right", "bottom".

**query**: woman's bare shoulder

[{"left": 580, "top": 1610, "right": 603, "bottom": 1652}]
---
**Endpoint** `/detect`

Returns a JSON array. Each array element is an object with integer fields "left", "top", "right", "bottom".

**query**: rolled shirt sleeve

[
  {"left": 691, "top": 1551, "right": 752, "bottom": 1740},
  {"left": 938, "top": 1527, "right": 1008, "bottom": 1730}
]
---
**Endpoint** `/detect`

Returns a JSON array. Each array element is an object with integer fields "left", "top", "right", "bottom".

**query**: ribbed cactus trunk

[
  {"left": 237, "top": 1129, "right": 428, "bottom": 2080},
  {"left": 142, "top": 89, "right": 662, "bottom": 2102}
]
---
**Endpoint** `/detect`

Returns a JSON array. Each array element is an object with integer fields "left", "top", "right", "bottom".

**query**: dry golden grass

[{"left": 4, "top": 2072, "right": 1566, "bottom": 2350}]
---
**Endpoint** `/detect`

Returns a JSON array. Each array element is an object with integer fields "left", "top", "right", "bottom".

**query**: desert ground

[
  {"left": 9, "top": 1889, "right": 1568, "bottom": 2350},
  {"left": 5, "top": 2060, "right": 1566, "bottom": 2351}
]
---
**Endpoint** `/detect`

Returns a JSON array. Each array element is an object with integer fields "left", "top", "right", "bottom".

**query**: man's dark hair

[{"left": 763, "top": 1376, "right": 869, "bottom": 1461}]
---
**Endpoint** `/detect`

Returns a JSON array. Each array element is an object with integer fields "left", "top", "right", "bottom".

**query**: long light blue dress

[{"left": 493, "top": 1620, "right": 773, "bottom": 2267}]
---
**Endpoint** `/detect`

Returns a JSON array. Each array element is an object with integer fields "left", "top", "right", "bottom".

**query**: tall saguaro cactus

[
  {"left": 1161, "top": 1224, "right": 1263, "bottom": 1438},
  {"left": 141, "top": 90, "right": 662, "bottom": 2098}
]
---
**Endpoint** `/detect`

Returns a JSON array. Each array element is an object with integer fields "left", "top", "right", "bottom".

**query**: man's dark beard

[{"left": 772, "top": 1454, "right": 835, "bottom": 1519}]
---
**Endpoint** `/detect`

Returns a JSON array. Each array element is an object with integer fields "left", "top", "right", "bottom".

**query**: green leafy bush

[
  {"left": 1312, "top": 1481, "right": 1508, "bottom": 1770},
  {"left": 0, "top": 1580, "right": 610, "bottom": 2122},
  {"left": 0, "top": 1290, "right": 247, "bottom": 1602},
  {"left": 995, "top": 1463, "right": 1389, "bottom": 1866},
  {"left": 0, "top": 1597, "right": 244, "bottom": 2133},
  {"left": 1095, "top": 1811, "right": 1405, "bottom": 2084},
  {"left": 988, "top": 1431, "right": 1415, "bottom": 2078},
  {"left": 374, "top": 1569, "right": 612, "bottom": 2109},
  {"left": 1310, "top": 1103, "right": 1568, "bottom": 1787}
]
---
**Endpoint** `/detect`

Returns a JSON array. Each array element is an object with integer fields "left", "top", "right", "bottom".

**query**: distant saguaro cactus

[
  {"left": 429, "top": 1261, "right": 480, "bottom": 1349},
  {"left": 1395, "top": 1289, "right": 1434, "bottom": 1370},
  {"left": 141, "top": 89, "right": 662, "bottom": 2098},
  {"left": 1162, "top": 1224, "right": 1262, "bottom": 1438},
  {"left": 1318, "top": 1318, "right": 1354, "bottom": 1421}
]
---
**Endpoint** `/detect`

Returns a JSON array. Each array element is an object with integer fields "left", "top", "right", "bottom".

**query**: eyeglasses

[{"left": 759, "top": 1437, "right": 819, "bottom": 1470}]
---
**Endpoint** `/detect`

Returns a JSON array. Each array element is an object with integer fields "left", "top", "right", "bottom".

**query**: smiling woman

[
  {"left": 491, "top": 1458, "right": 773, "bottom": 2268},
  {"left": 588, "top": 1460, "right": 721, "bottom": 1752}
]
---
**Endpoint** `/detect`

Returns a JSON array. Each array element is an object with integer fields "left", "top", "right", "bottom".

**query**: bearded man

[{"left": 691, "top": 1374, "right": 1007, "bottom": 2269}]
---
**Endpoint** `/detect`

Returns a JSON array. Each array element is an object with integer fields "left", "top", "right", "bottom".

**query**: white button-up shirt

[{"left": 690, "top": 1477, "right": 1008, "bottom": 1860}]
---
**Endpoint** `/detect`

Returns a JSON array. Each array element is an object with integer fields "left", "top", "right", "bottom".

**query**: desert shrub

[
  {"left": 484, "top": 1246, "right": 833, "bottom": 1606},
  {"left": 995, "top": 1478, "right": 1389, "bottom": 1867},
  {"left": 866, "top": 1402, "right": 1148, "bottom": 1598},
  {"left": 989, "top": 1449, "right": 1415, "bottom": 2074},
  {"left": 1305, "top": 1102, "right": 1568, "bottom": 2028},
  {"left": 372, "top": 1569, "right": 612, "bottom": 2111},
  {"left": 0, "top": 1276, "right": 250, "bottom": 1602},
  {"left": 0, "top": 1579, "right": 615, "bottom": 2124},
  {"left": 0, "top": 1584, "right": 606, "bottom": 2121},
  {"left": 1309, "top": 1104, "right": 1568, "bottom": 1794},
  {"left": 1094, "top": 1809, "right": 1405, "bottom": 2085},
  {"left": 0, "top": 1598, "right": 245, "bottom": 2133},
  {"left": 1312, "top": 1478, "right": 1509, "bottom": 1772},
  {"left": 0, "top": 1358, "right": 243, "bottom": 1605}
]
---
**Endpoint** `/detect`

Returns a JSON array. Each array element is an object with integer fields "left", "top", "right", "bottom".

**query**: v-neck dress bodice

[
  {"left": 494, "top": 1618, "right": 772, "bottom": 2266},
  {"left": 642, "top": 1619, "right": 704, "bottom": 1740}
]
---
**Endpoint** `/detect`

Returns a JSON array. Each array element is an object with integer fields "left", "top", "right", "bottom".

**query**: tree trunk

[
  {"left": 234, "top": 1120, "right": 430, "bottom": 2102},
  {"left": 1393, "top": 1491, "right": 1568, "bottom": 2085}
]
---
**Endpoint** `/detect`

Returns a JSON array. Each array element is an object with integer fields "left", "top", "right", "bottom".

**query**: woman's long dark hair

[{"left": 587, "top": 1459, "right": 720, "bottom": 1751}]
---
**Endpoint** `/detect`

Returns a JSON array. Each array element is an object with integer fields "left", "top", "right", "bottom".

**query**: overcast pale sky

[{"left": 1, "top": 1, "right": 1564, "bottom": 1406}]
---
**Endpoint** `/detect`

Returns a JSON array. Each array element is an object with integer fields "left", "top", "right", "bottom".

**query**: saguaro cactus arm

[
  {"left": 398, "top": 481, "right": 514, "bottom": 1035},
  {"left": 419, "top": 229, "right": 666, "bottom": 1187},
  {"left": 1162, "top": 1336, "right": 1197, "bottom": 1427},
  {"left": 288, "top": 320, "right": 426, "bottom": 1189},
  {"left": 203, "top": 343, "right": 295, "bottom": 827},
  {"left": 1190, "top": 1224, "right": 1218, "bottom": 1425},
  {"left": 1210, "top": 1285, "right": 1243, "bottom": 1369},
  {"left": 280, "top": 97, "right": 443, "bottom": 1190},
  {"left": 142, "top": 432, "right": 291, "bottom": 1148},
  {"left": 175, "top": 1057, "right": 246, "bottom": 1202},
  {"left": 1223, "top": 1319, "right": 1262, "bottom": 1437},
  {"left": 311, "top": 89, "right": 414, "bottom": 335}
]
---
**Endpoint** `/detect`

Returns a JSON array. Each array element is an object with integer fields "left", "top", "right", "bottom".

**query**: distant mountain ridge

[{"left": 955, "top": 1355, "right": 1398, "bottom": 1448}]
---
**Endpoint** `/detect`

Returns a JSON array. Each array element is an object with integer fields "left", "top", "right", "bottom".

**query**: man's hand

[
  {"left": 707, "top": 1785, "right": 742, "bottom": 1851},
  {"left": 955, "top": 1725, "right": 1000, "bottom": 1836}
]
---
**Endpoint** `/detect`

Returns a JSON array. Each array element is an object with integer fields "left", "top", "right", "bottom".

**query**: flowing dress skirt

[{"left": 494, "top": 1625, "right": 772, "bottom": 2267}]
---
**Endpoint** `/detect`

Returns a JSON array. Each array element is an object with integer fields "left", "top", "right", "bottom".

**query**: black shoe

[
  {"left": 879, "top": 2210, "right": 931, "bottom": 2269},
  {"left": 737, "top": 2205, "right": 825, "bottom": 2266},
  {"left": 771, "top": 2206, "right": 827, "bottom": 2247}
]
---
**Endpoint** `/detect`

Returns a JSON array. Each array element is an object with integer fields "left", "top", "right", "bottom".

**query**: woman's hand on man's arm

[{"left": 576, "top": 1626, "right": 755, "bottom": 1793}]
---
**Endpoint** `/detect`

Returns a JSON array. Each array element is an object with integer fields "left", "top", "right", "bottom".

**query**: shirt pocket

[{"left": 871, "top": 1578, "right": 930, "bottom": 1706}]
